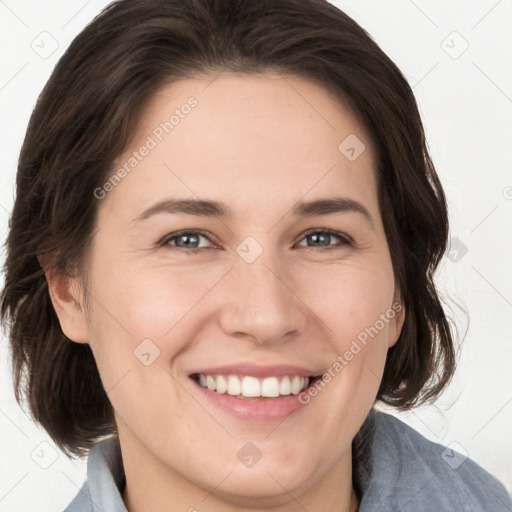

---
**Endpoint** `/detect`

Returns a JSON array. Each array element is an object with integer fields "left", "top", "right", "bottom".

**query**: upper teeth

[{"left": 197, "top": 374, "right": 310, "bottom": 397}]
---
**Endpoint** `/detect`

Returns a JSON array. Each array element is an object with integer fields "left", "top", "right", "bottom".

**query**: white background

[{"left": 1, "top": 1, "right": 511, "bottom": 510}]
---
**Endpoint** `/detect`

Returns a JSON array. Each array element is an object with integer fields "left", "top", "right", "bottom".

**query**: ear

[
  {"left": 44, "top": 267, "right": 90, "bottom": 344},
  {"left": 388, "top": 293, "right": 405, "bottom": 349}
]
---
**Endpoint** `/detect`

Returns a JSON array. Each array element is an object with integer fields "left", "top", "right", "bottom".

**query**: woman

[{"left": 1, "top": 0, "right": 510, "bottom": 510}]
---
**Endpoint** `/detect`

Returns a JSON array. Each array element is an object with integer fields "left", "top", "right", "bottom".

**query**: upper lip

[{"left": 190, "top": 363, "right": 321, "bottom": 378}]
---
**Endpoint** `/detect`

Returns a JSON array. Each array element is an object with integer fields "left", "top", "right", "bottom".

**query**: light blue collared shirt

[{"left": 64, "top": 409, "right": 512, "bottom": 511}]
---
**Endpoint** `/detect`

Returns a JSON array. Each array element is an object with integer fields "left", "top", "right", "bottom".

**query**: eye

[
  {"left": 160, "top": 230, "right": 215, "bottom": 254},
  {"left": 159, "top": 228, "right": 352, "bottom": 255},
  {"left": 296, "top": 229, "right": 352, "bottom": 250}
]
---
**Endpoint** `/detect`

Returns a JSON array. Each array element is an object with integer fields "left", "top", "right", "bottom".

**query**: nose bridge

[{"left": 219, "top": 242, "right": 306, "bottom": 344}]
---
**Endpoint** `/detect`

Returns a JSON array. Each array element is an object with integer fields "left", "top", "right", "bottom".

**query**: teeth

[
  {"left": 206, "top": 375, "right": 216, "bottom": 391},
  {"left": 280, "top": 376, "right": 291, "bottom": 395},
  {"left": 227, "top": 375, "right": 241, "bottom": 395},
  {"left": 241, "top": 376, "right": 260, "bottom": 397},
  {"left": 216, "top": 375, "right": 227, "bottom": 394},
  {"left": 261, "top": 377, "right": 280, "bottom": 397},
  {"left": 291, "top": 376, "right": 302, "bottom": 395},
  {"left": 196, "top": 374, "right": 310, "bottom": 397}
]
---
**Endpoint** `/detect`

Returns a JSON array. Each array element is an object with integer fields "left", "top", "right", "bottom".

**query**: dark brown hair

[{"left": 1, "top": 0, "right": 456, "bottom": 457}]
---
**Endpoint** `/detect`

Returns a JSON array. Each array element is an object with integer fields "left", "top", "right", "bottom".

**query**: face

[{"left": 54, "top": 72, "right": 404, "bottom": 507}]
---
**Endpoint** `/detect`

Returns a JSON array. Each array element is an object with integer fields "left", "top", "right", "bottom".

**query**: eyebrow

[{"left": 133, "top": 196, "right": 374, "bottom": 228}]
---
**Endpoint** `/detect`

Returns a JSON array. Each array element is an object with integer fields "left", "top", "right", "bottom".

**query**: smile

[
  {"left": 194, "top": 374, "right": 310, "bottom": 398},
  {"left": 188, "top": 363, "right": 323, "bottom": 420}
]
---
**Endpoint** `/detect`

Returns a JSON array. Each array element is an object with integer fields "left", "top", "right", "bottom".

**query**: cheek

[
  {"left": 302, "top": 259, "right": 396, "bottom": 397},
  {"left": 301, "top": 260, "right": 395, "bottom": 339},
  {"left": 86, "top": 254, "right": 220, "bottom": 342},
  {"left": 109, "top": 260, "right": 227, "bottom": 329},
  {"left": 83, "top": 259, "right": 229, "bottom": 402}
]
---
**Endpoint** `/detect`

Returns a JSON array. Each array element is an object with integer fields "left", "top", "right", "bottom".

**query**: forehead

[{"left": 104, "top": 72, "right": 378, "bottom": 222}]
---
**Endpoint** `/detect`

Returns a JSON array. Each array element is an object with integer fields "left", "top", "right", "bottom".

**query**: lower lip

[{"left": 192, "top": 380, "right": 310, "bottom": 421}]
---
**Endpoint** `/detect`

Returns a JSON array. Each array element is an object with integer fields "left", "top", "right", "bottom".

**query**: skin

[{"left": 48, "top": 72, "right": 405, "bottom": 512}]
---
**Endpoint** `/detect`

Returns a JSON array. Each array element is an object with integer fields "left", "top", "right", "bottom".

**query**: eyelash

[{"left": 159, "top": 228, "right": 353, "bottom": 255}]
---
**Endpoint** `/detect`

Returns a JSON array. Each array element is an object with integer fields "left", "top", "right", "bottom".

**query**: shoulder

[
  {"left": 63, "top": 437, "right": 127, "bottom": 512},
  {"left": 63, "top": 479, "right": 93, "bottom": 512},
  {"left": 355, "top": 409, "right": 512, "bottom": 512}
]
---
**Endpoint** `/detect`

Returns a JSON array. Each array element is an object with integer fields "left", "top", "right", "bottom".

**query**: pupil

[
  {"left": 180, "top": 234, "right": 197, "bottom": 247},
  {"left": 310, "top": 233, "right": 329, "bottom": 246}
]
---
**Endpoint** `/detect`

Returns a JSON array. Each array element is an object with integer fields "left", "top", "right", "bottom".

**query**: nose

[{"left": 217, "top": 251, "right": 308, "bottom": 346}]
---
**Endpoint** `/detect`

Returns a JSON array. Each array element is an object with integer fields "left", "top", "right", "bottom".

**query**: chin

[
  {"left": 209, "top": 469, "right": 310, "bottom": 507},
  {"left": 210, "top": 456, "right": 314, "bottom": 501}
]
